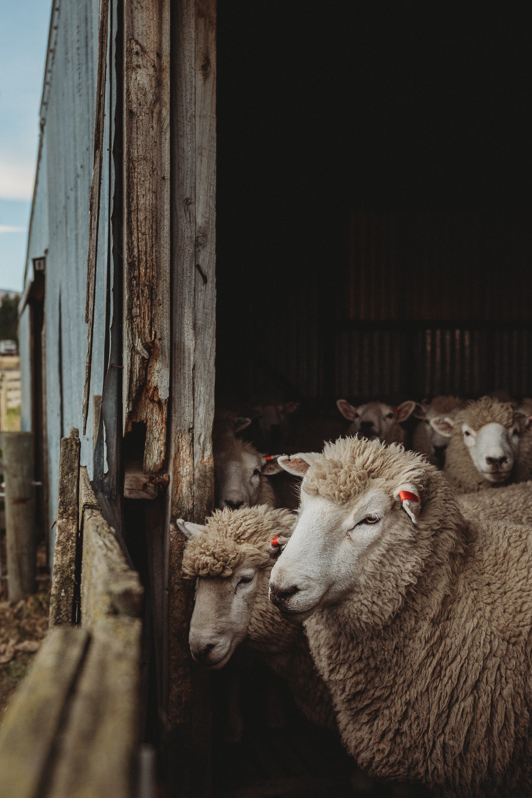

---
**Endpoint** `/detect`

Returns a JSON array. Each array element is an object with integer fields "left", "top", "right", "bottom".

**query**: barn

[{"left": 15, "top": 0, "right": 532, "bottom": 795}]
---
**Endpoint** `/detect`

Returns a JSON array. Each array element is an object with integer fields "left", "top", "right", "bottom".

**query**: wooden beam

[
  {"left": 0, "top": 627, "right": 89, "bottom": 798},
  {"left": 79, "top": 468, "right": 144, "bottom": 629},
  {"left": 166, "top": 1, "right": 216, "bottom": 794},
  {"left": 123, "top": 0, "right": 171, "bottom": 474},
  {"left": 49, "top": 428, "right": 81, "bottom": 628}
]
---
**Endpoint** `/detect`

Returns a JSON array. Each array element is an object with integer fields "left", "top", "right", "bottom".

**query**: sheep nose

[
  {"left": 486, "top": 456, "right": 507, "bottom": 467},
  {"left": 360, "top": 421, "right": 374, "bottom": 435},
  {"left": 225, "top": 499, "right": 244, "bottom": 509},
  {"left": 270, "top": 583, "right": 300, "bottom": 608},
  {"left": 193, "top": 642, "right": 216, "bottom": 661}
]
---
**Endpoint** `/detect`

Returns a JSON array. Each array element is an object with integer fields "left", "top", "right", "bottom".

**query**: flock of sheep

[{"left": 177, "top": 394, "right": 532, "bottom": 797}]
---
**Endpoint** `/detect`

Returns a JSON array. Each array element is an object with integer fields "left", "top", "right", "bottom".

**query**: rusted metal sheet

[{"left": 123, "top": 0, "right": 171, "bottom": 474}]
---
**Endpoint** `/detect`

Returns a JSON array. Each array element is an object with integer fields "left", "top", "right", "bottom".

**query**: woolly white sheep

[
  {"left": 411, "top": 395, "right": 465, "bottom": 466},
  {"left": 336, "top": 399, "right": 415, "bottom": 445},
  {"left": 270, "top": 436, "right": 532, "bottom": 796},
  {"left": 176, "top": 506, "right": 335, "bottom": 730},
  {"left": 458, "top": 480, "right": 532, "bottom": 525},
  {"left": 440, "top": 395, "right": 532, "bottom": 493}
]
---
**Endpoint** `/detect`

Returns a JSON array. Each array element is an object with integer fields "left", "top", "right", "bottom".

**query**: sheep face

[
  {"left": 214, "top": 437, "right": 280, "bottom": 509},
  {"left": 454, "top": 420, "right": 521, "bottom": 483},
  {"left": 412, "top": 398, "right": 463, "bottom": 466},
  {"left": 337, "top": 400, "right": 396, "bottom": 440},
  {"left": 270, "top": 477, "right": 420, "bottom": 621},
  {"left": 188, "top": 564, "right": 265, "bottom": 668}
]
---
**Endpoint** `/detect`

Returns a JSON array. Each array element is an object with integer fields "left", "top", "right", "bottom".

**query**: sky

[{"left": 0, "top": 0, "right": 52, "bottom": 292}]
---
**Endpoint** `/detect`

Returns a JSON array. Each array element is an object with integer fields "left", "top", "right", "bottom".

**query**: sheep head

[
  {"left": 176, "top": 506, "right": 293, "bottom": 668},
  {"left": 269, "top": 437, "right": 459, "bottom": 629}
]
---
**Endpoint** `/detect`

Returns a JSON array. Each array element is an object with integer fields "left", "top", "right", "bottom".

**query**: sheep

[
  {"left": 440, "top": 395, "right": 532, "bottom": 493},
  {"left": 336, "top": 399, "right": 415, "bottom": 445},
  {"left": 410, "top": 395, "right": 465, "bottom": 466},
  {"left": 176, "top": 506, "right": 335, "bottom": 730},
  {"left": 458, "top": 480, "right": 532, "bottom": 525},
  {"left": 270, "top": 435, "right": 532, "bottom": 796},
  {"left": 213, "top": 434, "right": 282, "bottom": 510}
]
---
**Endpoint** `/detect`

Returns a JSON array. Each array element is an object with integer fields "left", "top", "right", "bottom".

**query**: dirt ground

[{"left": 0, "top": 540, "right": 50, "bottom": 719}]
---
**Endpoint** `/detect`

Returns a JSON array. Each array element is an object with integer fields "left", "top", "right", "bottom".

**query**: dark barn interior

[
  {"left": 211, "top": 4, "right": 532, "bottom": 795},
  {"left": 216, "top": 2, "right": 532, "bottom": 415}
]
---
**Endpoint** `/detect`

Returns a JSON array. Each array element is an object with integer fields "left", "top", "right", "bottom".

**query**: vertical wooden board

[
  {"left": 123, "top": 0, "right": 171, "bottom": 474},
  {"left": 49, "top": 429, "right": 81, "bottom": 628},
  {"left": 193, "top": 0, "right": 216, "bottom": 514}
]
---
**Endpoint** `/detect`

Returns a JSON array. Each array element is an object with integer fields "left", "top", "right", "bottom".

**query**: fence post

[
  {"left": 0, "top": 374, "right": 7, "bottom": 431},
  {"left": 1, "top": 432, "right": 36, "bottom": 601}
]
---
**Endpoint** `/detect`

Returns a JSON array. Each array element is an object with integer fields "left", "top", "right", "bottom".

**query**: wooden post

[
  {"left": 49, "top": 429, "right": 81, "bottom": 627},
  {"left": 1, "top": 432, "right": 37, "bottom": 601},
  {"left": 0, "top": 374, "right": 7, "bottom": 430}
]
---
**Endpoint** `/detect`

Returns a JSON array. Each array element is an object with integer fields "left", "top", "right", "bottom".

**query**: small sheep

[
  {"left": 213, "top": 434, "right": 283, "bottom": 509},
  {"left": 441, "top": 395, "right": 532, "bottom": 493},
  {"left": 176, "top": 506, "right": 335, "bottom": 730},
  {"left": 336, "top": 399, "right": 415, "bottom": 445},
  {"left": 411, "top": 395, "right": 465, "bottom": 466},
  {"left": 270, "top": 436, "right": 532, "bottom": 796}
]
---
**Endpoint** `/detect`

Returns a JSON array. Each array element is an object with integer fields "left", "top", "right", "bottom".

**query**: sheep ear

[
  {"left": 234, "top": 416, "right": 252, "bottom": 433},
  {"left": 412, "top": 402, "right": 427, "bottom": 420},
  {"left": 337, "top": 399, "right": 358, "bottom": 422},
  {"left": 395, "top": 400, "right": 417, "bottom": 423},
  {"left": 430, "top": 416, "right": 454, "bottom": 437},
  {"left": 261, "top": 455, "right": 285, "bottom": 475},
  {"left": 277, "top": 453, "right": 318, "bottom": 478},
  {"left": 175, "top": 519, "right": 206, "bottom": 539},
  {"left": 393, "top": 485, "right": 421, "bottom": 525}
]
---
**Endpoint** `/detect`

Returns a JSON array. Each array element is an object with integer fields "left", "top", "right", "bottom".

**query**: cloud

[
  {"left": 0, "top": 224, "right": 26, "bottom": 234},
  {"left": 0, "top": 158, "right": 35, "bottom": 201}
]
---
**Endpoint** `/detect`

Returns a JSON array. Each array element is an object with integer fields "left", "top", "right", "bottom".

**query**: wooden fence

[{"left": 0, "top": 429, "right": 146, "bottom": 797}]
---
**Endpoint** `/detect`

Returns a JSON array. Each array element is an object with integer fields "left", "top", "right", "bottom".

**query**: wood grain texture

[
  {"left": 79, "top": 467, "right": 144, "bottom": 629},
  {"left": 123, "top": 0, "right": 171, "bottom": 474},
  {"left": 48, "top": 615, "right": 142, "bottom": 798},
  {"left": 49, "top": 429, "right": 81, "bottom": 628},
  {"left": 0, "top": 626, "right": 89, "bottom": 798}
]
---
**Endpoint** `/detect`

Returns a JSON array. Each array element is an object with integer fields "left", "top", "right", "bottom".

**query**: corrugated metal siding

[{"left": 20, "top": 0, "right": 115, "bottom": 535}]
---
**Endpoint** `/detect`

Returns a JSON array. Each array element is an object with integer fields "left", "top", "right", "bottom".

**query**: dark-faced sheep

[{"left": 270, "top": 436, "right": 532, "bottom": 797}]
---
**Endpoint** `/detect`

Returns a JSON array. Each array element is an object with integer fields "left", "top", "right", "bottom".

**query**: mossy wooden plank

[
  {"left": 0, "top": 626, "right": 88, "bottom": 798},
  {"left": 48, "top": 615, "right": 142, "bottom": 798},
  {"left": 49, "top": 429, "right": 81, "bottom": 627},
  {"left": 79, "top": 467, "right": 143, "bottom": 630}
]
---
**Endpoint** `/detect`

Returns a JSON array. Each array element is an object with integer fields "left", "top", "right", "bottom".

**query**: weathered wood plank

[
  {"left": 47, "top": 615, "right": 142, "bottom": 798},
  {"left": 79, "top": 467, "right": 143, "bottom": 629},
  {"left": 123, "top": 0, "right": 171, "bottom": 474},
  {"left": 82, "top": 0, "right": 110, "bottom": 434},
  {"left": 1, "top": 431, "right": 37, "bottom": 601},
  {"left": 166, "top": 2, "right": 216, "bottom": 794},
  {"left": 49, "top": 428, "right": 81, "bottom": 628},
  {"left": 0, "top": 626, "right": 89, "bottom": 798},
  {"left": 123, "top": 460, "right": 169, "bottom": 500}
]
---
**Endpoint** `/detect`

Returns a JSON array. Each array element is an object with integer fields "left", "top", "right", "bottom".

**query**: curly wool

[
  {"left": 458, "top": 480, "right": 532, "bottom": 525},
  {"left": 304, "top": 436, "right": 434, "bottom": 505},
  {"left": 182, "top": 505, "right": 294, "bottom": 579}
]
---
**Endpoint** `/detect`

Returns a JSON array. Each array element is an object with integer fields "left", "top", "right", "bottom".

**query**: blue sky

[{"left": 0, "top": 0, "right": 52, "bottom": 292}]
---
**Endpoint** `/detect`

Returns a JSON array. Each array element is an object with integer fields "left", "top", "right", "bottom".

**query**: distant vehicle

[{"left": 0, "top": 340, "right": 18, "bottom": 356}]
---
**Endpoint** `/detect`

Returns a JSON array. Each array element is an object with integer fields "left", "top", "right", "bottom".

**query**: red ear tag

[
  {"left": 265, "top": 455, "right": 275, "bottom": 462},
  {"left": 399, "top": 490, "right": 419, "bottom": 503},
  {"left": 271, "top": 535, "right": 280, "bottom": 547}
]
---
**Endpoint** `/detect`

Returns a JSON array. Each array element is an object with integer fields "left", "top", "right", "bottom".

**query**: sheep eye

[
  {"left": 463, "top": 430, "right": 471, "bottom": 437},
  {"left": 252, "top": 468, "right": 261, "bottom": 477},
  {"left": 237, "top": 574, "right": 254, "bottom": 586},
  {"left": 360, "top": 515, "right": 380, "bottom": 525},
  {"left": 386, "top": 413, "right": 394, "bottom": 419},
  {"left": 512, "top": 428, "right": 520, "bottom": 437},
  {"left": 354, "top": 412, "right": 360, "bottom": 419}
]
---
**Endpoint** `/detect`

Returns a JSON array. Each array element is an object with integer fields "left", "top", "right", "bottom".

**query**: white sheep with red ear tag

[{"left": 269, "top": 433, "right": 532, "bottom": 794}]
